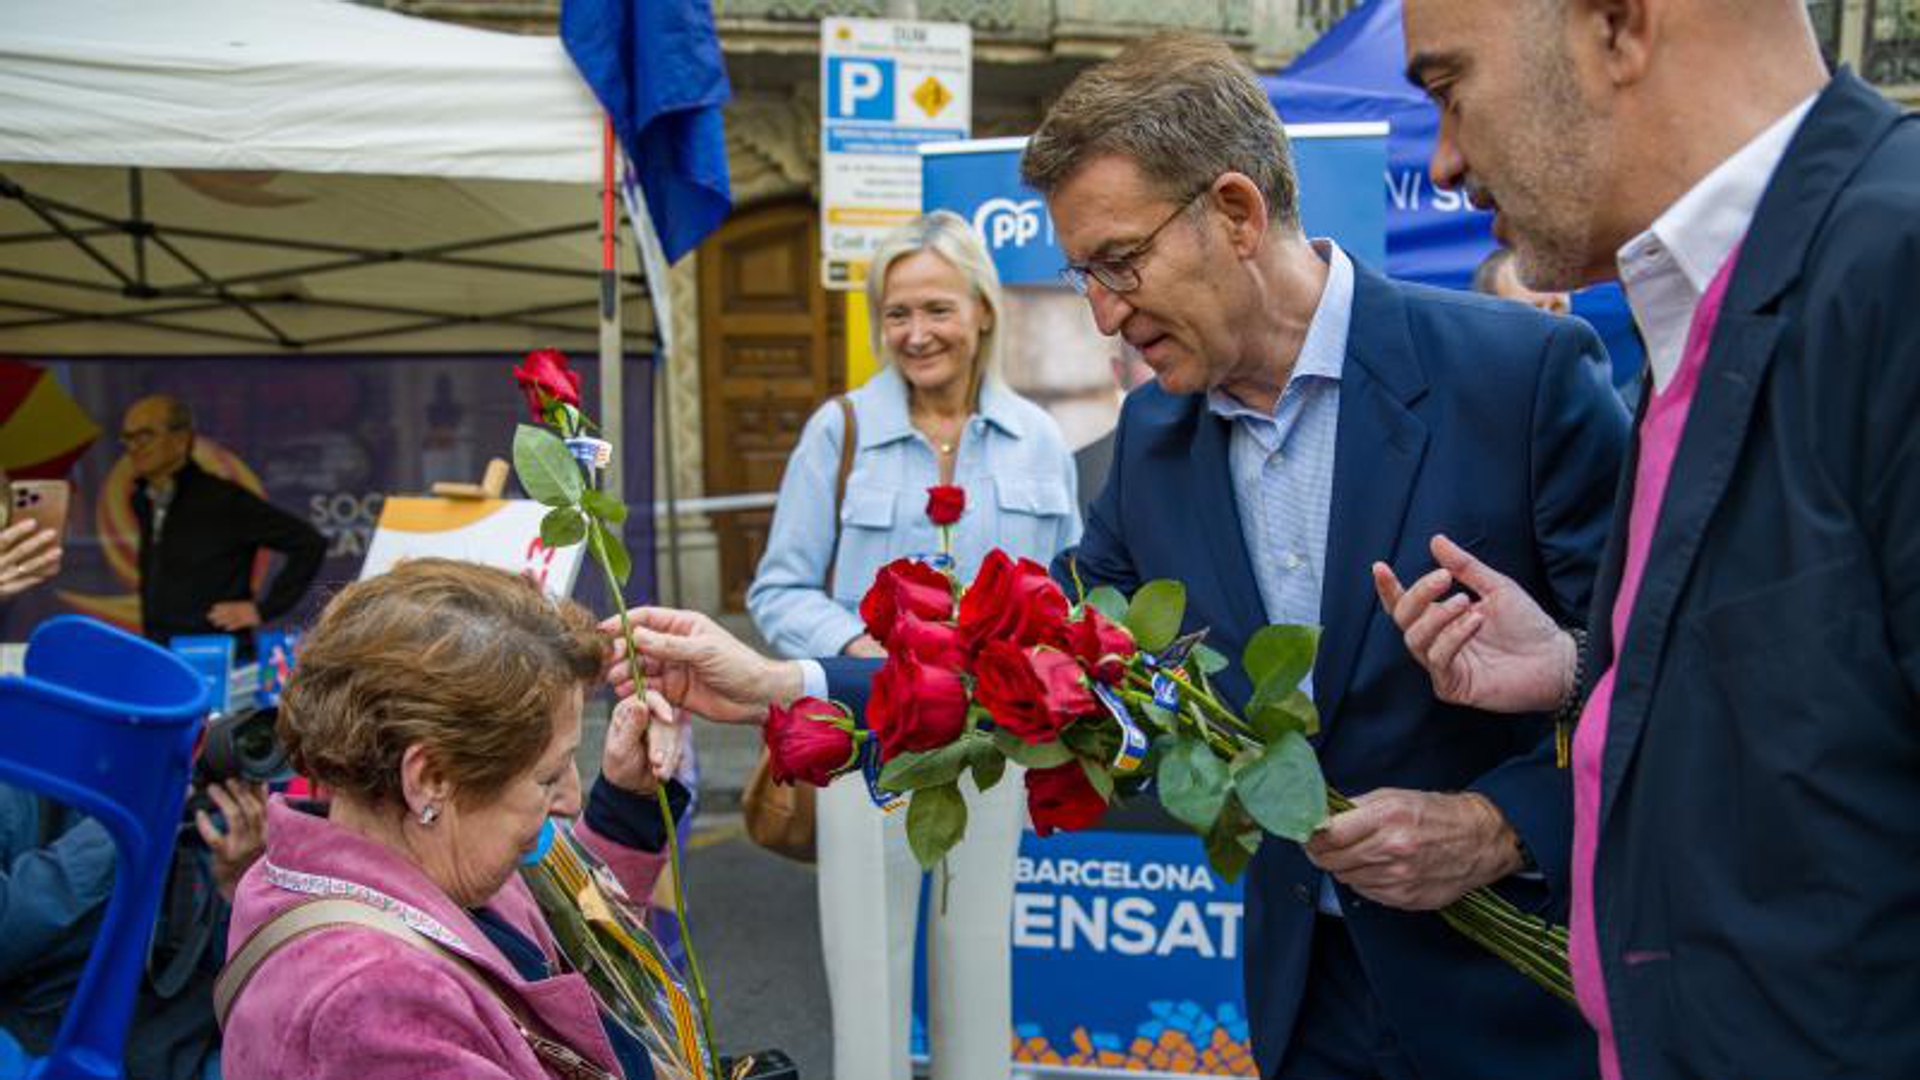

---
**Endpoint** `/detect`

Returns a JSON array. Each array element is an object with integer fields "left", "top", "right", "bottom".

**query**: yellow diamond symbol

[{"left": 912, "top": 76, "right": 952, "bottom": 119}]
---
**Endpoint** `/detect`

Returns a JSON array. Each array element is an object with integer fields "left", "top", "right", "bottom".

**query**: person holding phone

[{"left": 0, "top": 470, "right": 64, "bottom": 601}]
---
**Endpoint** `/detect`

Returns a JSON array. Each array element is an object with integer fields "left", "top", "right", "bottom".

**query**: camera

[{"left": 183, "top": 704, "right": 291, "bottom": 823}]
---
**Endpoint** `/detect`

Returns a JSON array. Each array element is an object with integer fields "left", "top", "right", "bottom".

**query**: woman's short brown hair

[{"left": 279, "top": 558, "right": 607, "bottom": 809}]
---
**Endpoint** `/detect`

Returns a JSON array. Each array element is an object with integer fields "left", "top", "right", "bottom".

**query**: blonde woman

[{"left": 748, "top": 211, "right": 1081, "bottom": 1080}]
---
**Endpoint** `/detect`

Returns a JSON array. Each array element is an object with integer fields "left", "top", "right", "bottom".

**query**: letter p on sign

[{"left": 828, "top": 57, "right": 895, "bottom": 121}]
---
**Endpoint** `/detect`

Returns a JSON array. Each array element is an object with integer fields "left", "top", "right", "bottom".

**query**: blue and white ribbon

[{"left": 1091, "top": 682, "right": 1149, "bottom": 775}]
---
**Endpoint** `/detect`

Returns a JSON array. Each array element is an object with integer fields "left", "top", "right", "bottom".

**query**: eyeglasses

[
  {"left": 119, "top": 425, "right": 183, "bottom": 449},
  {"left": 1058, "top": 190, "right": 1205, "bottom": 296}
]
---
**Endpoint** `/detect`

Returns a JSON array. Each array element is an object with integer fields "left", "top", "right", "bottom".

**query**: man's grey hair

[{"left": 1020, "top": 32, "right": 1299, "bottom": 229}]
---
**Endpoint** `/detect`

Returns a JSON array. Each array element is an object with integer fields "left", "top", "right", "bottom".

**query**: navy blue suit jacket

[
  {"left": 824, "top": 260, "right": 1628, "bottom": 1079},
  {"left": 1584, "top": 73, "right": 1920, "bottom": 1079}
]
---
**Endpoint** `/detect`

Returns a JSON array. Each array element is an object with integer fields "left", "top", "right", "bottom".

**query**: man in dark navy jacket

[
  {"left": 1386, "top": 1, "right": 1920, "bottom": 1076},
  {"left": 618, "top": 33, "right": 1627, "bottom": 1080}
]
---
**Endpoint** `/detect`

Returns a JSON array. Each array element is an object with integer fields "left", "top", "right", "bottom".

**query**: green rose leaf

[
  {"left": 592, "top": 519, "right": 632, "bottom": 587},
  {"left": 990, "top": 730, "right": 1075, "bottom": 769},
  {"left": 1191, "top": 643, "right": 1229, "bottom": 675},
  {"left": 1141, "top": 701, "right": 1179, "bottom": 736},
  {"left": 1156, "top": 735, "right": 1231, "bottom": 833},
  {"left": 1243, "top": 625, "right": 1319, "bottom": 695},
  {"left": 1085, "top": 585, "right": 1129, "bottom": 623},
  {"left": 1249, "top": 688, "right": 1321, "bottom": 743},
  {"left": 968, "top": 741, "right": 1007, "bottom": 794},
  {"left": 581, "top": 488, "right": 629, "bottom": 525},
  {"left": 1202, "top": 800, "right": 1262, "bottom": 882},
  {"left": 1125, "top": 580, "right": 1187, "bottom": 653},
  {"left": 906, "top": 781, "right": 968, "bottom": 870},
  {"left": 1230, "top": 730, "right": 1327, "bottom": 843},
  {"left": 1061, "top": 716, "right": 1119, "bottom": 762},
  {"left": 1079, "top": 756, "right": 1115, "bottom": 802},
  {"left": 540, "top": 506, "right": 587, "bottom": 549},
  {"left": 879, "top": 739, "right": 973, "bottom": 791},
  {"left": 513, "top": 424, "right": 584, "bottom": 507}
]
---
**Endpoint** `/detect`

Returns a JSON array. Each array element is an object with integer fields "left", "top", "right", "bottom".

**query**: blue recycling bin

[{"left": 0, "top": 617, "right": 209, "bottom": 1080}]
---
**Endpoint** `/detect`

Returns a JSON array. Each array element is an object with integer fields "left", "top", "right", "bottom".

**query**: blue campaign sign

[
  {"left": 826, "top": 56, "right": 895, "bottom": 121},
  {"left": 924, "top": 128, "right": 1388, "bottom": 287},
  {"left": 913, "top": 828, "right": 1254, "bottom": 1076}
]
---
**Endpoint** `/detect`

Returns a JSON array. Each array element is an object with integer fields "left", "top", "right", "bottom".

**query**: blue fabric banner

[{"left": 560, "top": 0, "right": 733, "bottom": 262}]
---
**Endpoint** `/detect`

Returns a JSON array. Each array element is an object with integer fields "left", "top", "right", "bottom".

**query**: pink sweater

[{"left": 221, "top": 796, "right": 666, "bottom": 1080}]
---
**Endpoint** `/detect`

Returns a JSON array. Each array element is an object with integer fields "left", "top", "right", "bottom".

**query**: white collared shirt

[{"left": 1616, "top": 94, "right": 1818, "bottom": 391}]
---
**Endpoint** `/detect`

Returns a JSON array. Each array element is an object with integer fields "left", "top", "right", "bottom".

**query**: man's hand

[
  {"left": 195, "top": 780, "right": 269, "bottom": 901},
  {"left": 843, "top": 634, "right": 887, "bottom": 659},
  {"left": 0, "top": 520, "right": 62, "bottom": 600},
  {"left": 1373, "top": 534, "right": 1575, "bottom": 715},
  {"left": 207, "top": 600, "right": 262, "bottom": 631},
  {"left": 1304, "top": 789, "right": 1524, "bottom": 911},
  {"left": 602, "top": 607, "right": 803, "bottom": 724},
  {"left": 601, "top": 690, "right": 687, "bottom": 794}
]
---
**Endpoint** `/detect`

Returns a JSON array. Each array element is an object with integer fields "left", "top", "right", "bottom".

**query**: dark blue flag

[{"left": 561, "top": 0, "right": 733, "bottom": 263}]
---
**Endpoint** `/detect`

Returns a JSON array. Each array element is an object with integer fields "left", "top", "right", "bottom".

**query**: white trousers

[{"left": 816, "top": 764, "right": 1024, "bottom": 1080}]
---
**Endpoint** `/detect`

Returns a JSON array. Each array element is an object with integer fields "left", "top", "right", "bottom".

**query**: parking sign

[{"left": 819, "top": 17, "right": 971, "bottom": 289}]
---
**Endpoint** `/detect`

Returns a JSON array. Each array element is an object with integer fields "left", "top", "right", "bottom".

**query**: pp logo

[{"left": 972, "top": 198, "right": 1044, "bottom": 251}]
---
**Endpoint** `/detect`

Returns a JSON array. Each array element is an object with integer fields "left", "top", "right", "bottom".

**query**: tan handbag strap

[
  {"left": 215, "top": 898, "right": 617, "bottom": 1080},
  {"left": 215, "top": 899, "right": 413, "bottom": 1028},
  {"left": 823, "top": 394, "right": 857, "bottom": 596}
]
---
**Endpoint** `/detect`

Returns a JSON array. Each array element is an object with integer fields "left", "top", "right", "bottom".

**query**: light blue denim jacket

[{"left": 748, "top": 364, "right": 1083, "bottom": 660}]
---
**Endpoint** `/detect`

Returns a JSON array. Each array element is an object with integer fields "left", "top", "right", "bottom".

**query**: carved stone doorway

[{"left": 697, "top": 200, "right": 845, "bottom": 612}]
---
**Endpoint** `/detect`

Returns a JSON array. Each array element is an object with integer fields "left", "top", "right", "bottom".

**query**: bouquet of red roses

[{"left": 764, "top": 488, "right": 1575, "bottom": 1004}]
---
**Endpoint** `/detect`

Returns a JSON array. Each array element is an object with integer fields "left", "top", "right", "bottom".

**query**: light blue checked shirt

[{"left": 1208, "top": 239, "right": 1352, "bottom": 914}]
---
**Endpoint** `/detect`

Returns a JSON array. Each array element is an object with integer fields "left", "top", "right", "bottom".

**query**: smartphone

[{"left": 10, "top": 479, "right": 70, "bottom": 536}]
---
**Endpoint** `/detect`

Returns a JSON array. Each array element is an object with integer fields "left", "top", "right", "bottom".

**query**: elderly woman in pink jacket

[{"left": 218, "top": 559, "right": 684, "bottom": 1080}]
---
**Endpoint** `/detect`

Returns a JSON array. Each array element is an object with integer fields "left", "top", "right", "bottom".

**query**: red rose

[
  {"left": 1069, "top": 608, "right": 1138, "bottom": 685},
  {"left": 867, "top": 650, "right": 970, "bottom": 759},
  {"left": 972, "top": 641, "right": 1097, "bottom": 745},
  {"left": 1025, "top": 761, "right": 1107, "bottom": 837},
  {"left": 925, "top": 485, "right": 966, "bottom": 526},
  {"left": 764, "top": 697, "right": 857, "bottom": 787},
  {"left": 889, "top": 614, "right": 967, "bottom": 671},
  {"left": 860, "top": 559, "right": 956, "bottom": 646},
  {"left": 957, "top": 550, "right": 1071, "bottom": 654},
  {"left": 513, "top": 348, "right": 583, "bottom": 420}
]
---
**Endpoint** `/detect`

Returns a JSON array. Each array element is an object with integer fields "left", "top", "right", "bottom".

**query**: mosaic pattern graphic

[{"left": 1010, "top": 1000, "right": 1257, "bottom": 1076}]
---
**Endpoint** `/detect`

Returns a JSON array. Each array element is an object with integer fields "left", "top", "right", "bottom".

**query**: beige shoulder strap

[
  {"left": 823, "top": 394, "right": 857, "bottom": 596},
  {"left": 214, "top": 898, "right": 430, "bottom": 1029}
]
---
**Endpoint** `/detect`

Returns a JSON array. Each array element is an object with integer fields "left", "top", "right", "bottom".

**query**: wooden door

[{"left": 698, "top": 201, "right": 844, "bottom": 612}]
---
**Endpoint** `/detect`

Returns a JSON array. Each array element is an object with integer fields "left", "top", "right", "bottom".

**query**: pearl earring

[{"left": 418, "top": 804, "right": 440, "bottom": 826}]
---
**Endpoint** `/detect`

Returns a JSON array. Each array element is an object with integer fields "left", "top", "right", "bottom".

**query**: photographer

[{"left": 0, "top": 471, "right": 268, "bottom": 1078}]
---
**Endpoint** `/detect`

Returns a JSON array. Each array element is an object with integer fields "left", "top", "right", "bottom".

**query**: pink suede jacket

[{"left": 221, "top": 797, "right": 667, "bottom": 1080}]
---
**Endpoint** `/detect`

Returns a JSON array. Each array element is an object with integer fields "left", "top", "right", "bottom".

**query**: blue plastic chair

[{"left": 0, "top": 617, "right": 209, "bottom": 1080}]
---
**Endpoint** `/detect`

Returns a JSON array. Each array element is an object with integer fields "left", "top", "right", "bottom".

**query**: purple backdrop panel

[{"left": 3, "top": 353, "right": 655, "bottom": 643}]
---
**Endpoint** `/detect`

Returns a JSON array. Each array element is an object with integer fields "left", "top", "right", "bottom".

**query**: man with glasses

[
  {"left": 121, "top": 394, "right": 325, "bottom": 659},
  {"left": 611, "top": 32, "right": 1627, "bottom": 1079}
]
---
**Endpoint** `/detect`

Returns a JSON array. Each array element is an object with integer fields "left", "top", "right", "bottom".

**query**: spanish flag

[{"left": 0, "top": 359, "right": 99, "bottom": 479}]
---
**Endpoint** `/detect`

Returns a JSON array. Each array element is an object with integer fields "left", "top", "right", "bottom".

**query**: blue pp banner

[{"left": 923, "top": 126, "right": 1388, "bottom": 287}]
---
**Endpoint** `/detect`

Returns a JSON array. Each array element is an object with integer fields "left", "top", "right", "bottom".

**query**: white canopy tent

[
  {"left": 0, "top": 0, "right": 657, "bottom": 356},
  {"left": 0, "top": 0, "right": 666, "bottom": 507}
]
